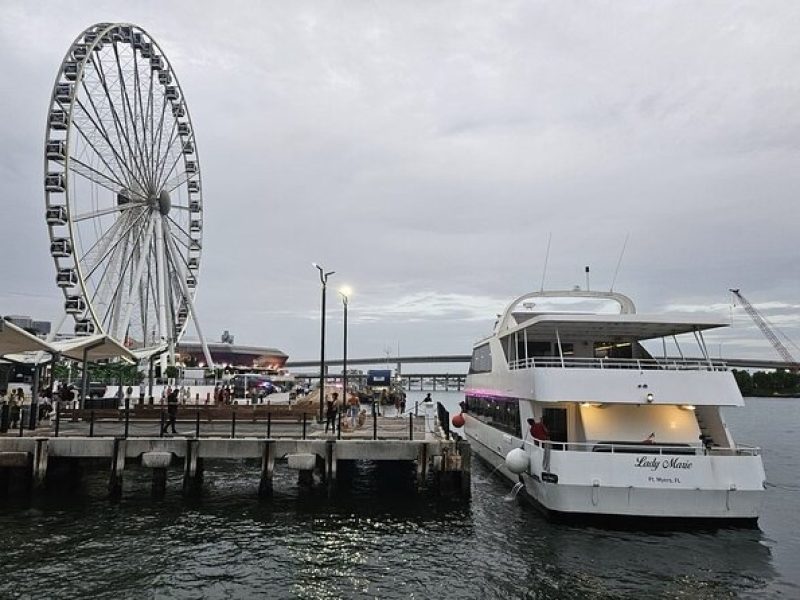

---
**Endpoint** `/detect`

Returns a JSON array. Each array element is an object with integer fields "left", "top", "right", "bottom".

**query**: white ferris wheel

[{"left": 44, "top": 22, "right": 213, "bottom": 366}]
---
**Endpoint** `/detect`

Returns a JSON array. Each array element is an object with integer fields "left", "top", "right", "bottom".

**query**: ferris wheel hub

[{"left": 157, "top": 190, "right": 171, "bottom": 215}]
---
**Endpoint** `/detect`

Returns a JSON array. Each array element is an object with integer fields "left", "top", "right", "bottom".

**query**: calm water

[{"left": 0, "top": 393, "right": 797, "bottom": 599}]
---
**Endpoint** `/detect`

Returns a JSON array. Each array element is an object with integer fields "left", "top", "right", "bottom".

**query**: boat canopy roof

[{"left": 503, "top": 313, "right": 729, "bottom": 342}]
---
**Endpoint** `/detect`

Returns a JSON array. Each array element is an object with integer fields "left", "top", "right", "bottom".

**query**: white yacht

[{"left": 463, "top": 289, "right": 765, "bottom": 522}]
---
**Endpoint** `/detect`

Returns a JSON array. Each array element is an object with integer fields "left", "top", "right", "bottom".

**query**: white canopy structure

[
  {"left": 0, "top": 319, "right": 54, "bottom": 359},
  {"left": 51, "top": 335, "right": 136, "bottom": 363}
]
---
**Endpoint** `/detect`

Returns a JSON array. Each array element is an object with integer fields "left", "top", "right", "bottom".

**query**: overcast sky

[{"left": 1, "top": 1, "right": 798, "bottom": 365}]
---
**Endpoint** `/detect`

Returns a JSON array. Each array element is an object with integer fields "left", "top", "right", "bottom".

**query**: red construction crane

[{"left": 729, "top": 289, "right": 798, "bottom": 367}]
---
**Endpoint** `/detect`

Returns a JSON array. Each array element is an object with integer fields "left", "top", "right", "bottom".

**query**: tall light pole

[
  {"left": 339, "top": 286, "right": 351, "bottom": 412},
  {"left": 313, "top": 263, "right": 335, "bottom": 423}
]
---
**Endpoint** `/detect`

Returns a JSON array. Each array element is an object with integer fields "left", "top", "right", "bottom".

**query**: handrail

[
  {"left": 508, "top": 356, "right": 729, "bottom": 372},
  {"left": 522, "top": 438, "right": 760, "bottom": 456}
]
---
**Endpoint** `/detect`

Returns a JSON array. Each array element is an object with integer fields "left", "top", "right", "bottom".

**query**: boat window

[
  {"left": 593, "top": 341, "right": 632, "bottom": 359},
  {"left": 469, "top": 343, "right": 492, "bottom": 373},
  {"left": 464, "top": 394, "right": 521, "bottom": 438}
]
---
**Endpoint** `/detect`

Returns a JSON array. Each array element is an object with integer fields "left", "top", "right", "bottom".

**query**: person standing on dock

[
  {"left": 161, "top": 388, "right": 179, "bottom": 435},
  {"left": 423, "top": 393, "right": 434, "bottom": 433},
  {"left": 325, "top": 393, "right": 338, "bottom": 434}
]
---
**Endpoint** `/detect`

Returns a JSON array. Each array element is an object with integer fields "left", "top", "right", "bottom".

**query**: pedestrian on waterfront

[
  {"left": 161, "top": 388, "right": 179, "bottom": 435},
  {"left": 9, "top": 394, "right": 20, "bottom": 429},
  {"left": 348, "top": 392, "right": 359, "bottom": 427},
  {"left": 400, "top": 391, "right": 407, "bottom": 414},
  {"left": 139, "top": 381, "right": 146, "bottom": 404},
  {"left": 325, "top": 393, "right": 338, "bottom": 434},
  {"left": 125, "top": 385, "right": 133, "bottom": 404}
]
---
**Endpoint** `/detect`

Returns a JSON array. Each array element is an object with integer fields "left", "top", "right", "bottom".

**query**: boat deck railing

[
  {"left": 523, "top": 438, "right": 761, "bottom": 456},
  {"left": 508, "top": 356, "right": 729, "bottom": 372}
]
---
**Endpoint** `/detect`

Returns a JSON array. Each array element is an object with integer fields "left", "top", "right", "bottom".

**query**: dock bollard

[
  {"left": 89, "top": 410, "right": 95, "bottom": 437},
  {"left": 195, "top": 410, "right": 200, "bottom": 438},
  {"left": 267, "top": 412, "right": 272, "bottom": 438},
  {"left": 302, "top": 413, "right": 307, "bottom": 439},
  {"left": 124, "top": 397, "right": 130, "bottom": 439},
  {"left": 54, "top": 401, "right": 60, "bottom": 437},
  {"left": 409, "top": 413, "right": 414, "bottom": 440},
  {"left": 231, "top": 408, "right": 237, "bottom": 439}
]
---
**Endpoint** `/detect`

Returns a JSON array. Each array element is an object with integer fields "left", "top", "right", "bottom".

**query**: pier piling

[
  {"left": 258, "top": 440, "right": 275, "bottom": 499},
  {"left": 109, "top": 437, "right": 126, "bottom": 500}
]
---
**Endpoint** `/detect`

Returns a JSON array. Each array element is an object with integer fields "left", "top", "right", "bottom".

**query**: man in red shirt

[{"left": 527, "top": 417, "right": 549, "bottom": 442}]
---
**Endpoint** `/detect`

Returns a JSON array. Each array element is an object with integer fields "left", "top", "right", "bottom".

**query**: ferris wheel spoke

[
  {"left": 145, "top": 64, "right": 156, "bottom": 186},
  {"left": 89, "top": 211, "right": 151, "bottom": 329},
  {"left": 86, "top": 52, "right": 139, "bottom": 182},
  {"left": 73, "top": 96, "right": 141, "bottom": 191},
  {"left": 132, "top": 50, "right": 154, "bottom": 188},
  {"left": 99, "top": 216, "right": 151, "bottom": 332},
  {"left": 73, "top": 202, "right": 143, "bottom": 223},
  {"left": 81, "top": 208, "right": 150, "bottom": 280},
  {"left": 156, "top": 140, "right": 187, "bottom": 192},
  {"left": 103, "top": 46, "right": 147, "bottom": 182},
  {"left": 76, "top": 212, "right": 126, "bottom": 266},
  {"left": 117, "top": 218, "right": 156, "bottom": 340},
  {"left": 91, "top": 52, "right": 150, "bottom": 189},
  {"left": 162, "top": 173, "right": 189, "bottom": 194},
  {"left": 153, "top": 121, "right": 180, "bottom": 190},
  {"left": 165, "top": 214, "right": 193, "bottom": 241},
  {"left": 68, "top": 155, "right": 132, "bottom": 196}
]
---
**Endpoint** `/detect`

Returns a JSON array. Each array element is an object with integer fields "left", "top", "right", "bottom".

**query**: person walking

[
  {"left": 139, "top": 381, "right": 146, "bottom": 405},
  {"left": 348, "top": 392, "right": 359, "bottom": 427},
  {"left": 9, "top": 393, "right": 20, "bottom": 429},
  {"left": 161, "top": 388, "right": 179, "bottom": 435},
  {"left": 325, "top": 393, "right": 338, "bottom": 434}
]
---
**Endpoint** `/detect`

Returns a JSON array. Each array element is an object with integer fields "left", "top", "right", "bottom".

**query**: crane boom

[{"left": 729, "top": 288, "right": 798, "bottom": 365}]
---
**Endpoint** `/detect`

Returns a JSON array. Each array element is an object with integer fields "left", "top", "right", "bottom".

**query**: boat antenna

[
  {"left": 540, "top": 232, "right": 552, "bottom": 292},
  {"left": 610, "top": 233, "right": 629, "bottom": 292}
]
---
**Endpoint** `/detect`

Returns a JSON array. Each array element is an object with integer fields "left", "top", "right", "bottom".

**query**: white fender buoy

[{"left": 505, "top": 448, "right": 529, "bottom": 475}]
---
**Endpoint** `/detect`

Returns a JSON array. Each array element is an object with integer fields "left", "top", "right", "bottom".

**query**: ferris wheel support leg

[
  {"left": 164, "top": 236, "right": 215, "bottom": 369},
  {"left": 155, "top": 216, "right": 171, "bottom": 373}
]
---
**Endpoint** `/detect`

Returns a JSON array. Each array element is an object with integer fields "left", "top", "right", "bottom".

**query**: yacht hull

[{"left": 465, "top": 416, "right": 764, "bottom": 522}]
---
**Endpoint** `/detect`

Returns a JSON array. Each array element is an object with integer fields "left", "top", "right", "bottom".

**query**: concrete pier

[{"left": 0, "top": 434, "right": 470, "bottom": 500}]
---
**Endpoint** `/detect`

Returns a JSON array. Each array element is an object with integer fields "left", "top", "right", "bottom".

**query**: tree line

[{"left": 731, "top": 369, "right": 800, "bottom": 397}]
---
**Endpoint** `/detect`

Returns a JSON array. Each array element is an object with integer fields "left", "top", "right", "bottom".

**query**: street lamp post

[
  {"left": 313, "top": 263, "right": 335, "bottom": 423},
  {"left": 339, "top": 287, "right": 351, "bottom": 416}
]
